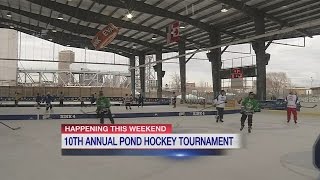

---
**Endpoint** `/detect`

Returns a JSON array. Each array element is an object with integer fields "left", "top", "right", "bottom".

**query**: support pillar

[
  {"left": 208, "top": 30, "right": 222, "bottom": 98},
  {"left": 139, "top": 53, "right": 146, "bottom": 98},
  {"left": 129, "top": 55, "right": 135, "bottom": 97},
  {"left": 253, "top": 13, "right": 267, "bottom": 100},
  {"left": 155, "top": 50, "right": 163, "bottom": 98},
  {"left": 179, "top": 41, "right": 186, "bottom": 103}
]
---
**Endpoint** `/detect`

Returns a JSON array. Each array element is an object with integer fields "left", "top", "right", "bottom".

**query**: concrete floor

[{"left": 0, "top": 109, "right": 319, "bottom": 180}]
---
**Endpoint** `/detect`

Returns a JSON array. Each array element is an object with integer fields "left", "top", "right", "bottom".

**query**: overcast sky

[{"left": 13, "top": 31, "right": 320, "bottom": 88}]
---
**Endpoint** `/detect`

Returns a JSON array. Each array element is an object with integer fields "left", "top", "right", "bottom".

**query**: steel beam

[
  {"left": 179, "top": 41, "right": 186, "bottom": 103},
  {"left": 253, "top": 13, "right": 267, "bottom": 100},
  {"left": 215, "top": 0, "right": 313, "bottom": 37},
  {"left": 208, "top": 30, "right": 222, "bottom": 98},
  {"left": 129, "top": 55, "right": 136, "bottom": 97},
  {"left": 155, "top": 50, "right": 163, "bottom": 98},
  {"left": 0, "top": 6, "right": 163, "bottom": 51},
  {"left": 26, "top": 0, "right": 203, "bottom": 47},
  {"left": 93, "top": 0, "right": 243, "bottom": 39},
  {"left": 139, "top": 53, "right": 146, "bottom": 97}
]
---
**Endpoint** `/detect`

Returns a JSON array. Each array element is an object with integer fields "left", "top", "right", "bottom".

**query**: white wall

[{"left": 0, "top": 28, "right": 18, "bottom": 86}]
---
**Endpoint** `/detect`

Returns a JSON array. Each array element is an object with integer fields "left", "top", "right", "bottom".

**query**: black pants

[
  {"left": 98, "top": 109, "right": 115, "bottom": 124},
  {"left": 46, "top": 103, "right": 53, "bottom": 111},
  {"left": 138, "top": 100, "right": 144, "bottom": 107},
  {"left": 14, "top": 100, "right": 18, "bottom": 107},
  {"left": 59, "top": 100, "right": 64, "bottom": 107},
  {"left": 241, "top": 114, "right": 253, "bottom": 127},
  {"left": 216, "top": 107, "right": 224, "bottom": 120},
  {"left": 125, "top": 103, "right": 131, "bottom": 110},
  {"left": 81, "top": 101, "right": 84, "bottom": 107}
]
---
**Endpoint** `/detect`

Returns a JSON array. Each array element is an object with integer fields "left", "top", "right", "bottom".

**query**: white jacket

[
  {"left": 214, "top": 95, "right": 227, "bottom": 108},
  {"left": 285, "top": 94, "right": 299, "bottom": 108}
]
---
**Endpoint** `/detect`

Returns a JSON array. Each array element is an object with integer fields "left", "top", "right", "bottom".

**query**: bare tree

[
  {"left": 170, "top": 72, "right": 180, "bottom": 91},
  {"left": 266, "top": 72, "right": 291, "bottom": 98}
]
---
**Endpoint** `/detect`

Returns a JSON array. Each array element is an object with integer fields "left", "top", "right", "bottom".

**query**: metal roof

[{"left": 1, "top": 0, "right": 320, "bottom": 58}]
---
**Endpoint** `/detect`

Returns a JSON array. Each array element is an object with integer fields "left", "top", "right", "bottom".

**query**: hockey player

[
  {"left": 14, "top": 92, "right": 20, "bottom": 107},
  {"left": 90, "top": 94, "right": 96, "bottom": 105},
  {"left": 79, "top": 96, "right": 85, "bottom": 107},
  {"left": 44, "top": 92, "right": 53, "bottom": 112},
  {"left": 138, "top": 94, "right": 144, "bottom": 108},
  {"left": 213, "top": 90, "right": 227, "bottom": 123},
  {"left": 96, "top": 91, "right": 114, "bottom": 124},
  {"left": 240, "top": 92, "right": 259, "bottom": 133},
  {"left": 124, "top": 94, "right": 132, "bottom": 110},
  {"left": 35, "top": 93, "right": 42, "bottom": 109},
  {"left": 59, "top": 92, "right": 64, "bottom": 107},
  {"left": 285, "top": 91, "right": 299, "bottom": 124},
  {"left": 172, "top": 92, "right": 177, "bottom": 108}
]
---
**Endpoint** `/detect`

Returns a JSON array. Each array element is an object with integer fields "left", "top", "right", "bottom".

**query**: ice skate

[
  {"left": 240, "top": 125, "right": 244, "bottom": 131},
  {"left": 248, "top": 127, "right": 252, "bottom": 133}
]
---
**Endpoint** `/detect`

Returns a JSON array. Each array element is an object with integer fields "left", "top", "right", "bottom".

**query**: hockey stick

[
  {"left": 300, "top": 104, "right": 317, "bottom": 108},
  {"left": 0, "top": 122, "right": 21, "bottom": 130},
  {"left": 80, "top": 109, "right": 96, "bottom": 114},
  {"left": 198, "top": 102, "right": 225, "bottom": 111}
]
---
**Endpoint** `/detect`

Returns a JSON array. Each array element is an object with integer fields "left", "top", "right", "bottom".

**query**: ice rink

[{"left": 0, "top": 106, "right": 319, "bottom": 180}]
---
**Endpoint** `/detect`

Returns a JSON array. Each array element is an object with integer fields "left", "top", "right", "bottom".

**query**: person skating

[
  {"left": 240, "top": 92, "right": 259, "bottom": 133},
  {"left": 44, "top": 92, "right": 54, "bottom": 112},
  {"left": 36, "top": 93, "right": 42, "bottom": 109},
  {"left": 213, "top": 90, "right": 227, "bottom": 123},
  {"left": 124, "top": 94, "right": 132, "bottom": 110},
  {"left": 285, "top": 91, "right": 299, "bottom": 124},
  {"left": 96, "top": 91, "right": 114, "bottom": 124},
  {"left": 138, "top": 94, "right": 144, "bottom": 108},
  {"left": 79, "top": 96, "right": 85, "bottom": 107},
  {"left": 14, "top": 92, "right": 20, "bottom": 107},
  {"left": 172, "top": 92, "right": 177, "bottom": 108},
  {"left": 90, "top": 94, "right": 96, "bottom": 105},
  {"left": 59, "top": 92, "right": 64, "bottom": 107}
]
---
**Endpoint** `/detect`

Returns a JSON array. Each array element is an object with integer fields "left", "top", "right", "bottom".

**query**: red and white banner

[
  {"left": 91, "top": 23, "right": 119, "bottom": 50},
  {"left": 167, "top": 21, "right": 180, "bottom": 44}
]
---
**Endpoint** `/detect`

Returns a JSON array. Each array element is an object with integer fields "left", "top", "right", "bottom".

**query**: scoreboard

[{"left": 220, "top": 65, "right": 257, "bottom": 79}]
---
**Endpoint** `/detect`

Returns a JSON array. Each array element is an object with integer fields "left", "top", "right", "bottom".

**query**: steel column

[{"left": 179, "top": 41, "right": 186, "bottom": 103}]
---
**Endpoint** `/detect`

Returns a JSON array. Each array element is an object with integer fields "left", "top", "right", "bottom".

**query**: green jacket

[
  {"left": 96, "top": 96, "right": 111, "bottom": 110},
  {"left": 241, "top": 97, "right": 259, "bottom": 114}
]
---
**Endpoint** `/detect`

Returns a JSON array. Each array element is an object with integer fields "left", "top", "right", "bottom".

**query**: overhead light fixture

[
  {"left": 282, "top": 5, "right": 288, "bottom": 8},
  {"left": 7, "top": 12, "right": 12, "bottom": 17},
  {"left": 221, "top": 5, "right": 228, "bottom": 13},
  {"left": 66, "top": 44, "right": 70, "bottom": 47},
  {"left": 126, "top": 12, "right": 133, "bottom": 19},
  {"left": 52, "top": 29, "right": 57, "bottom": 33},
  {"left": 57, "top": 14, "right": 63, "bottom": 20},
  {"left": 9, "top": 25, "right": 14, "bottom": 29},
  {"left": 132, "top": 44, "right": 137, "bottom": 49},
  {"left": 48, "top": 38, "right": 53, "bottom": 41},
  {"left": 151, "top": 35, "right": 157, "bottom": 40}
]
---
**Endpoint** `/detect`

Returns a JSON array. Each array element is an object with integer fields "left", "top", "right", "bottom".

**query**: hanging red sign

[
  {"left": 91, "top": 23, "right": 119, "bottom": 50},
  {"left": 167, "top": 21, "right": 180, "bottom": 44}
]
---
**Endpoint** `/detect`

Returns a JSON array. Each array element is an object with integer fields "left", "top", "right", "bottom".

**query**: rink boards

[{"left": 0, "top": 109, "right": 240, "bottom": 120}]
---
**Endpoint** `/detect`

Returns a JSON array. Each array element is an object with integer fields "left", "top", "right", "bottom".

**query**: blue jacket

[
  {"left": 45, "top": 95, "right": 53, "bottom": 104},
  {"left": 36, "top": 95, "right": 42, "bottom": 102}
]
